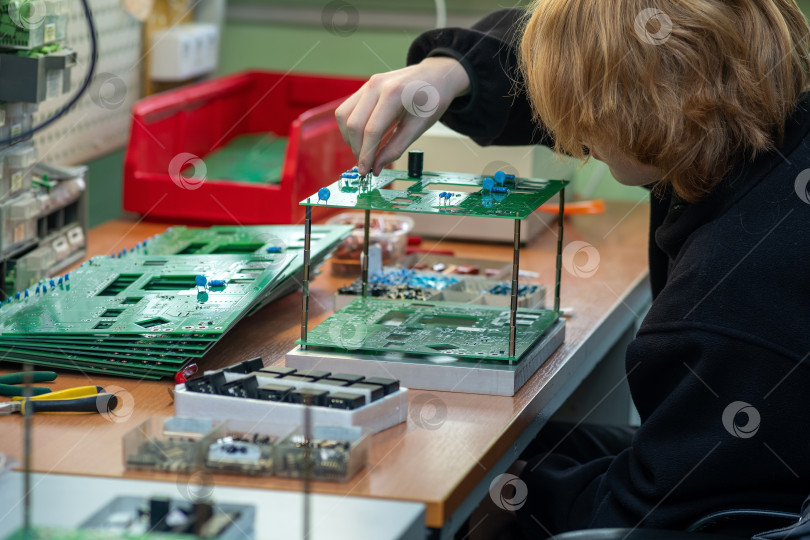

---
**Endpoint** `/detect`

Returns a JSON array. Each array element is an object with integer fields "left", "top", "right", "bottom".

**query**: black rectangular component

[
  {"left": 327, "top": 392, "right": 366, "bottom": 410},
  {"left": 318, "top": 379, "right": 350, "bottom": 388},
  {"left": 185, "top": 371, "right": 226, "bottom": 394},
  {"left": 294, "top": 369, "right": 331, "bottom": 380},
  {"left": 282, "top": 375, "right": 316, "bottom": 383},
  {"left": 329, "top": 373, "right": 365, "bottom": 384},
  {"left": 259, "top": 366, "right": 297, "bottom": 377},
  {"left": 219, "top": 375, "right": 259, "bottom": 399},
  {"left": 224, "top": 357, "right": 264, "bottom": 374},
  {"left": 289, "top": 388, "right": 329, "bottom": 406},
  {"left": 349, "top": 382, "right": 385, "bottom": 402},
  {"left": 257, "top": 383, "right": 292, "bottom": 402},
  {"left": 363, "top": 377, "right": 399, "bottom": 395}
]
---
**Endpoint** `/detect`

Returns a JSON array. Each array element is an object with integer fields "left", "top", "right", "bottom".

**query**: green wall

[{"left": 86, "top": 2, "right": 810, "bottom": 224}]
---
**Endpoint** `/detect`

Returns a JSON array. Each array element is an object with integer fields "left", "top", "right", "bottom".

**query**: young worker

[{"left": 336, "top": 1, "right": 810, "bottom": 538}]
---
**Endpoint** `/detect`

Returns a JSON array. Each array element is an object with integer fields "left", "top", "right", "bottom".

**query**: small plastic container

[
  {"left": 326, "top": 212, "right": 414, "bottom": 277},
  {"left": 123, "top": 416, "right": 218, "bottom": 473},
  {"left": 1, "top": 191, "right": 39, "bottom": 254},
  {"left": 201, "top": 418, "right": 292, "bottom": 476},
  {"left": 275, "top": 425, "right": 369, "bottom": 482}
]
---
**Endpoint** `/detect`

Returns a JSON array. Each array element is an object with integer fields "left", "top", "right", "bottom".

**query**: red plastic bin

[{"left": 123, "top": 70, "right": 366, "bottom": 224}]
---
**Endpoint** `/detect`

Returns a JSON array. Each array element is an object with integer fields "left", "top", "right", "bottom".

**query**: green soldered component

[
  {"left": 186, "top": 133, "right": 287, "bottom": 184},
  {"left": 298, "top": 297, "right": 559, "bottom": 362},
  {"left": 301, "top": 169, "right": 568, "bottom": 219}
]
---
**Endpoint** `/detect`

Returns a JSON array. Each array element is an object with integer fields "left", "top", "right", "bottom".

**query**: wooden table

[{"left": 0, "top": 201, "right": 651, "bottom": 538}]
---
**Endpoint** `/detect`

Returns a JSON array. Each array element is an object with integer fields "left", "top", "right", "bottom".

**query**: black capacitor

[{"left": 408, "top": 150, "right": 424, "bottom": 178}]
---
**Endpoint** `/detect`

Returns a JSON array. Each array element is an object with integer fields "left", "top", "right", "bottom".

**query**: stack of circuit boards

[{"left": 0, "top": 225, "right": 352, "bottom": 379}]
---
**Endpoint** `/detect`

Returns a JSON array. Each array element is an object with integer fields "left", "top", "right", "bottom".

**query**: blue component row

[
  {"left": 266, "top": 246, "right": 283, "bottom": 254},
  {"left": 2, "top": 273, "right": 70, "bottom": 306}
]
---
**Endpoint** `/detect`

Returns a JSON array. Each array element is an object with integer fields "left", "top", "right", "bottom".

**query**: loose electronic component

[
  {"left": 363, "top": 377, "right": 399, "bottom": 395},
  {"left": 349, "top": 382, "right": 385, "bottom": 402},
  {"left": 257, "top": 383, "right": 292, "bottom": 402},
  {"left": 327, "top": 392, "right": 365, "bottom": 410},
  {"left": 288, "top": 387, "right": 329, "bottom": 406},
  {"left": 276, "top": 438, "right": 353, "bottom": 481},
  {"left": 224, "top": 357, "right": 264, "bottom": 374},
  {"left": 258, "top": 365, "right": 297, "bottom": 377},
  {"left": 220, "top": 376, "right": 259, "bottom": 399},
  {"left": 185, "top": 371, "right": 227, "bottom": 395},
  {"left": 293, "top": 369, "right": 330, "bottom": 380},
  {"left": 329, "top": 373, "right": 365, "bottom": 384},
  {"left": 206, "top": 432, "right": 276, "bottom": 474}
]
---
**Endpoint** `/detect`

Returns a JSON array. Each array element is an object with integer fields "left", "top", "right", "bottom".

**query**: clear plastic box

[
  {"left": 123, "top": 416, "right": 218, "bottom": 473},
  {"left": 201, "top": 419, "right": 292, "bottom": 476},
  {"left": 326, "top": 212, "right": 414, "bottom": 277},
  {"left": 1, "top": 191, "right": 39, "bottom": 254},
  {"left": 275, "top": 425, "right": 369, "bottom": 482}
]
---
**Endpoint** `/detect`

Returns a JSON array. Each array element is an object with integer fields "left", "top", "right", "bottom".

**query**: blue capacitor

[
  {"left": 266, "top": 246, "right": 282, "bottom": 254},
  {"left": 57, "top": 277, "right": 62, "bottom": 286},
  {"left": 14, "top": 292, "right": 19, "bottom": 300},
  {"left": 351, "top": 166, "right": 358, "bottom": 172},
  {"left": 43, "top": 284, "right": 47, "bottom": 293},
  {"left": 494, "top": 170, "right": 506, "bottom": 185},
  {"left": 24, "top": 289, "right": 29, "bottom": 298},
  {"left": 482, "top": 177, "right": 495, "bottom": 192},
  {"left": 35, "top": 285, "right": 40, "bottom": 294},
  {"left": 492, "top": 186, "right": 509, "bottom": 194},
  {"left": 65, "top": 273, "right": 69, "bottom": 281},
  {"left": 209, "top": 279, "right": 227, "bottom": 287},
  {"left": 318, "top": 187, "right": 331, "bottom": 202},
  {"left": 195, "top": 275, "right": 207, "bottom": 287},
  {"left": 49, "top": 279, "right": 55, "bottom": 288}
]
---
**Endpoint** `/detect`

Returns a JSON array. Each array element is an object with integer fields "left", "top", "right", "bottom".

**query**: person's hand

[{"left": 335, "top": 56, "right": 470, "bottom": 176}]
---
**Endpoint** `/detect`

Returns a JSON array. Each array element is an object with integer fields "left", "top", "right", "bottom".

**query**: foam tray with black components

[{"left": 174, "top": 359, "right": 407, "bottom": 435}]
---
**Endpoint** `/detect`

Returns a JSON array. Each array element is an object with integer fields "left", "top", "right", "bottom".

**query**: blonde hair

[{"left": 519, "top": 0, "right": 810, "bottom": 202}]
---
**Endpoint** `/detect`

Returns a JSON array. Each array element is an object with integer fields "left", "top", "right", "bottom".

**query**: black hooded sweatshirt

[{"left": 408, "top": 8, "right": 810, "bottom": 536}]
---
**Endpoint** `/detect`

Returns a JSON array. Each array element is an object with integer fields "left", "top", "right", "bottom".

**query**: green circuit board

[
  {"left": 0, "top": 254, "right": 294, "bottom": 336},
  {"left": 301, "top": 169, "right": 568, "bottom": 219},
  {"left": 298, "top": 298, "right": 559, "bottom": 362},
  {"left": 0, "top": 225, "right": 353, "bottom": 379},
  {"left": 141, "top": 224, "right": 350, "bottom": 256}
]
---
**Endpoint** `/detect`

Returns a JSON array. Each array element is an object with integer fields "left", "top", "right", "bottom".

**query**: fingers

[
  {"left": 335, "top": 90, "right": 362, "bottom": 147},
  {"left": 372, "top": 117, "right": 429, "bottom": 175},
  {"left": 357, "top": 90, "right": 409, "bottom": 174},
  {"left": 344, "top": 87, "right": 380, "bottom": 160}
]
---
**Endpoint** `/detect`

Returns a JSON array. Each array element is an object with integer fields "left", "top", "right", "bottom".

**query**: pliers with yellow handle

[{"left": 0, "top": 385, "right": 118, "bottom": 416}]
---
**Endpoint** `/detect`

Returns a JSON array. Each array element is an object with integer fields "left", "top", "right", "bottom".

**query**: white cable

[{"left": 434, "top": 0, "right": 447, "bottom": 28}]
